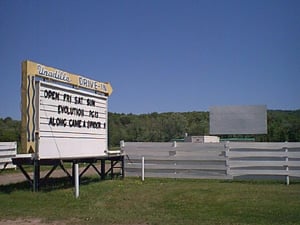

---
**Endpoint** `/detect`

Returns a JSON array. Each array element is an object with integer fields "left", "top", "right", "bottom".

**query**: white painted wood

[
  {"left": 226, "top": 151, "right": 287, "bottom": 158},
  {"left": 229, "top": 170, "right": 288, "bottom": 176},
  {"left": 37, "top": 81, "right": 108, "bottom": 159},
  {"left": 228, "top": 160, "right": 288, "bottom": 168},
  {"left": 0, "top": 142, "right": 17, "bottom": 170},
  {"left": 124, "top": 142, "right": 300, "bottom": 182}
]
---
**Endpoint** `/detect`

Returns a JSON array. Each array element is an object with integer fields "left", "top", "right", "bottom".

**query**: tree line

[
  {"left": 0, "top": 110, "right": 299, "bottom": 148},
  {"left": 108, "top": 110, "right": 300, "bottom": 146}
]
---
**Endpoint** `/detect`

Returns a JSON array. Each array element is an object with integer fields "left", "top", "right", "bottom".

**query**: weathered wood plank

[
  {"left": 124, "top": 141, "right": 300, "bottom": 180},
  {"left": 228, "top": 160, "right": 287, "bottom": 168},
  {"left": 229, "top": 169, "right": 288, "bottom": 176},
  {"left": 126, "top": 163, "right": 226, "bottom": 170},
  {"left": 289, "top": 171, "right": 300, "bottom": 177},
  {"left": 226, "top": 151, "right": 287, "bottom": 158},
  {"left": 0, "top": 142, "right": 17, "bottom": 170}
]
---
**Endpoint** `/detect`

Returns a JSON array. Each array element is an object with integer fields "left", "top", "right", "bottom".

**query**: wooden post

[
  {"left": 101, "top": 159, "right": 106, "bottom": 180},
  {"left": 33, "top": 159, "right": 40, "bottom": 192},
  {"left": 33, "top": 132, "right": 40, "bottom": 192},
  {"left": 111, "top": 160, "right": 114, "bottom": 179},
  {"left": 285, "top": 146, "right": 289, "bottom": 185},
  {"left": 121, "top": 156, "right": 125, "bottom": 179}
]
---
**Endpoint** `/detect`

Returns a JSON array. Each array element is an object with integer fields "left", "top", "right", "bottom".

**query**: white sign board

[{"left": 36, "top": 81, "right": 108, "bottom": 159}]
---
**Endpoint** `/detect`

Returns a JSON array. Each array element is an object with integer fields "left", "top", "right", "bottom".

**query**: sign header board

[{"left": 23, "top": 60, "right": 113, "bottom": 95}]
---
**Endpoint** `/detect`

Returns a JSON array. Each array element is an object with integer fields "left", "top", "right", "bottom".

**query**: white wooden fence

[
  {"left": 123, "top": 142, "right": 229, "bottom": 179},
  {"left": 225, "top": 142, "right": 300, "bottom": 184},
  {"left": 0, "top": 142, "right": 17, "bottom": 170},
  {"left": 123, "top": 141, "right": 300, "bottom": 184}
]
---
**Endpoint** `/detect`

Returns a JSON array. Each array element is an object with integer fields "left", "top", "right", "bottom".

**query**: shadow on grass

[
  {"left": 0, "top": 175, "right": 122, "bottom": 194},
  {"left": 0, "top": 180, "right": 32, "bottom": 193},
  {"left": 220, "top": 176, "right": 300, "bottom": 185}
]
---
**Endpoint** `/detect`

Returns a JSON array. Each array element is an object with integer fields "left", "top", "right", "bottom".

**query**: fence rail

[{"left": 0, "top": 142, "right": 17, "bottom": 170}]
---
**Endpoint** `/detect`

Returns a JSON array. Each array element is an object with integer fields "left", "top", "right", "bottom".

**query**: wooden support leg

[
  {"left": 72, "top": 162, "right": 76, "bottom": 185},
  {"left": 121, "top": 156, "right": 125, "bottom": 179},
  {"left": 101, "top": 159, "right": 106, "bottom": 180},
  {"left": 33, "top": 159, "right": 40, "bottom": 192},
  {"left": 111, "top": 160, "right": 114, "bottom": 179}
]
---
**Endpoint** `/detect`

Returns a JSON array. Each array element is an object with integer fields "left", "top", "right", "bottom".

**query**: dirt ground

[
  {"left": 0, "top": 218, "right": 65, "bottom": 225},
  {"left": 0, "top": 168, "right": 73, "bottom": 186},
  {"left": 0, "top": 170, "right": 32, "bottom": 186},
  {"left": 0, "top": 218, "right": 145, "bottom": 225}
]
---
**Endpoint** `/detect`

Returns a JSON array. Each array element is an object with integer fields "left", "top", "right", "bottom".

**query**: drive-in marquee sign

[{"left": 21, "top": 60, "right": 113, "bottom": 158}]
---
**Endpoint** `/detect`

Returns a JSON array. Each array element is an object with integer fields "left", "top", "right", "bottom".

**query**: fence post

[
  {"left": 225, "top": 141, "right": 231, "bottom": 178},
  {"left": 120, "top": 140, "right": 125, "bottom": 148},
  {"left": 284, "top": 145, "right": 289, "bottom": 185},
  {"left": 141, "top": 156, "right": 145, "bottom": 181},
  {"left": 173, "top": 141, "right": 177, "bottom": 148}
]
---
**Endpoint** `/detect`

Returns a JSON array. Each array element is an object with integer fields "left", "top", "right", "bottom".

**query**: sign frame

[
  {"left": 21, "top": 60, "right": 112, "bottom": 155},
  {"left": 36, "top": 81, "right": 108, "bottom": 159}
]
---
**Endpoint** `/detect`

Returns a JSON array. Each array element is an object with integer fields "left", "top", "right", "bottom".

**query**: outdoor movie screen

[{"left": 209, "top": 105, "right": 267, "bottom": 135}]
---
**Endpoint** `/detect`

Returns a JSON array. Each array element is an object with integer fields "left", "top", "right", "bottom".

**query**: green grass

[{"left": 0, "top": 177, "right": 299, "bottom": 225}]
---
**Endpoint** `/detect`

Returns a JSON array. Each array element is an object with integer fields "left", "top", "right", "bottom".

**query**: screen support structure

[{"left": 12, "top": 155, "right": 125, "bottom": 192}]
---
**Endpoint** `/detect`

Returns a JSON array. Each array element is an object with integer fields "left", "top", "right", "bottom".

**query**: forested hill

[
  {"left": 0, "top": 117, "right": 20, "bottom": 143},
  {"left": 1, "top": 110, "right": 300, "bottom": 147}
]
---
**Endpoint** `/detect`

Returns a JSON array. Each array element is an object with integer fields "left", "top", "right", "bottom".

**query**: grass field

[{"left": 0, "top": 177, "right": 299, "bottom": 225}]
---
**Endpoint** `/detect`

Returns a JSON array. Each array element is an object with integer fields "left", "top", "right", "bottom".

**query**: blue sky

[{"left": 0, "top": 0, "right": 299, "bottom": 119}]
